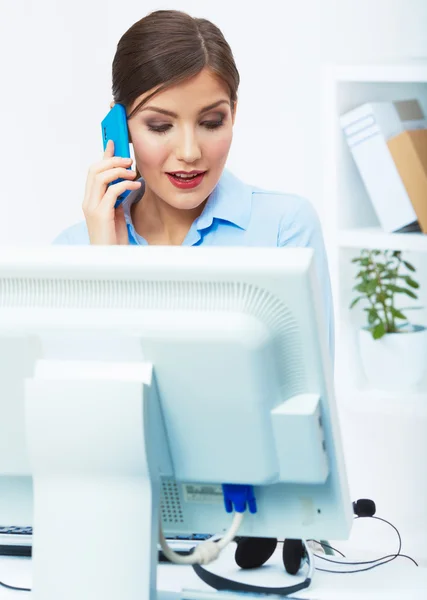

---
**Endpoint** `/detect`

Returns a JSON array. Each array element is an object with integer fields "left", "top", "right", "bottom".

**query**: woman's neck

[{"left": 131, "top": 188, "right": 207, "bottom": 246}]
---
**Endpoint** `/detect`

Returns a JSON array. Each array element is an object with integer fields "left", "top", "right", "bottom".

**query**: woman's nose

[{"left": 174, "top": 127, "right": 202, "bottom": 163}]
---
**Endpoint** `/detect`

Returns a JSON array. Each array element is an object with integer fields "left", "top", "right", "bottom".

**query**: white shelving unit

[
  {"left": 338, "top": 227, "right": 427, "bottom": 253},
  {"left": 321, "top": 62, "right": 427, "bottom": 562}
]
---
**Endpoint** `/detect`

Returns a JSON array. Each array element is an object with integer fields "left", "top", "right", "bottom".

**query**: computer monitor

[{"left": 0, "top": 245, "right": 353, "bottom": 600}]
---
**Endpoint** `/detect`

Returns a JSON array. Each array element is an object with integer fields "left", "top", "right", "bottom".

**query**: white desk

[{"left": 0, "top": 543, "right": 426, "bottom": 599}]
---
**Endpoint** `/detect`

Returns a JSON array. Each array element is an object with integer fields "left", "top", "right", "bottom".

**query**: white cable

[
  {"left": 159, "top": 511, "right": 244, "bottom": 565},
  {"left": 304, "top": 539, "right": 315, "bottom": 580}
]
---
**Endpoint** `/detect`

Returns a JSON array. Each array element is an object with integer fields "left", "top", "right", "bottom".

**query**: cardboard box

[
  {"left": 388, "top": 129, "right": 427, "bottom": 233},
  {"left": 340, "top": 99, "right": 427, "bottom": 233}
]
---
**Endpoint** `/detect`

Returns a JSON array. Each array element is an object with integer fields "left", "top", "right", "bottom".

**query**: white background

[{"left": 1, "top": 0, "right": 426, "bottom": 245}]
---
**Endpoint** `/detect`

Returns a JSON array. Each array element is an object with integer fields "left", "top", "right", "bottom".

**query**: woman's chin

[{"left": 166, "top": 195, "right": 208, "bottom": 212}]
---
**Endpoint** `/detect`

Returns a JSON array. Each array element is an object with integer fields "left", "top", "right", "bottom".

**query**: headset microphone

[{"left": 353, "top": 499, "right": 376, "bottom": 518}]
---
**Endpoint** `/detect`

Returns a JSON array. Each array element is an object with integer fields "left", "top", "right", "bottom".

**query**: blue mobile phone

[{"left": 101, "top": 103, "right": 132, "bottom": 208}]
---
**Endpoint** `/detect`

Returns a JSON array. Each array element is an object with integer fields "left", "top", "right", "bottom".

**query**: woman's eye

[
  {"left": 148, "top": 124, "right": 172, "bottom": 134},
  {"left": 147, "top": 119, "right": 225, "bottom": 135},
  {"left": 202, "top": 120, "right": 224, "bottom": 130}
]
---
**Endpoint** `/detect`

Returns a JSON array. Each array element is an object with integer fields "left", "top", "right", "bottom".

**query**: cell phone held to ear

[{"left": 101, "top": 103, "right": 132, "bottom": 208}]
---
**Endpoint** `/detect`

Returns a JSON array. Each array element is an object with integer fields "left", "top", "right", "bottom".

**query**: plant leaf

[
  {"left": 382, "top": 270, "right": 398, "bottom": 279},
  {"left": 404, "top": 276, "right": 419, "bottom": 289},
  {"left": 403, "top": 260, "right": 416, "bottom": 272},
  {"left": 366, "top": 280, "right": 378, "bottom": 294},
  {"left": 402, "top": 288, "right": 418, "bottom": 299},
  {"left": 387, "top": 284, "right": 417, "bottom": 298},
  {"left": 349, "top": 297, "right": 362, "bottom": 309},
  {"left": 368, "top": 308, "right": 379, "bottom": 324},
  {"left": 372, "top": 322, "right": 386, "bottom": 339},
  {"left": 354, "top": 282, "right": 371, "bottom": 293},
  {"left": 390, "top": 307, "right": 406, "bottom": 319}
]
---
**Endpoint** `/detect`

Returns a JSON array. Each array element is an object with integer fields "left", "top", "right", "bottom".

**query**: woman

[{"left": 53, "top": 8, "right": 334, "bottom": 358}]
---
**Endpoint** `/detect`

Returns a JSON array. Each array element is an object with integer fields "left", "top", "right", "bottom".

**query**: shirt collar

[{"left": 121, "top": 167, "right": 252, "bottom": 234}]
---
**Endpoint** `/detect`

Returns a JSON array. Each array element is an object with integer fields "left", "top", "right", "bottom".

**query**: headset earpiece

[
  {"left": 234, "top": 537, "right": 277, "bottom": 569},
  {"left": 282, "top": 538, "right": 306, "bottom": 575}
]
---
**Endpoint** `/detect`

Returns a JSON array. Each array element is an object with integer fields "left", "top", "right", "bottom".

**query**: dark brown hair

[{"left": 112, "top": 10, "right": 240, "bottom": 119}]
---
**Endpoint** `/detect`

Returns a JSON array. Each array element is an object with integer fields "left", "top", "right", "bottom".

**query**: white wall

[
  {"left": 0, "top": 0, "right": 426, "bottom": 245},
  {"left": 322, "top": 0, "right": 427, "bottom": 63}
]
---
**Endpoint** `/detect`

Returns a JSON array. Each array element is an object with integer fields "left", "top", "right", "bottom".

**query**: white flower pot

[{"left": 358, "top": 325, "right": 427, "bottom": 392}]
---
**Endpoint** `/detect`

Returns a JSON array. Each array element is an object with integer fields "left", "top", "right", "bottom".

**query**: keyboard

[
  {"left": 0, "top": 526, "right": 213, "bottom": 560},
  {"left": 0, "top": 526, "right": 32, "bottom": 557}
]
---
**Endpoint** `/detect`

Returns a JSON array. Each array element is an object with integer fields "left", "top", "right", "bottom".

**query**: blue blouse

[{"left": 53, "top": 167, "right": 334, "bottom": 359}]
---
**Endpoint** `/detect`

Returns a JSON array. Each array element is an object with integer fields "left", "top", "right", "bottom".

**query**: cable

[
  {"left": 159, "top": 511, "right": 244, "bottom": 565},
  {"left": 306, "top": 539, "right": 346, "bottom": 558},
  {"left": 316, "top": 554, "right": 402, "bottom": 574},
  {"left": 0, "top": 579, "right": 31, "bottom": 592},
  {"left": 315, "top": 552, "right": 419, "bottom": 568},
  {"left": 310, "top": 514, "right": 418, "bottom": 574},
  {"left": 193, "top": 539, "right": 315, "bottom": 597}
]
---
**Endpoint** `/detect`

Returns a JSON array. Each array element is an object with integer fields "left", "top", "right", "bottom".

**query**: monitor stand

[{"left": 25, "top": 359, "right": 171, "bottom": 600}]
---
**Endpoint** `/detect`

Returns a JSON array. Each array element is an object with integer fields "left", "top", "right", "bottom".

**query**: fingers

[
  {"left": 84, "top": 141, "right": 136, "bottom": 208},
  {"left": 96, "top": 166, "right": 137, "bottom": 187},
  {"left": 103, "top": 138, "right": 115, "bottom": 159},
  {"left": 86, "top": 167, "right": 138, "bottom": 210},
  {"left": 82, "top": 139, "right": 141, "bottom": 245},
  {"left": 85, "top": 179, "right": 142, "bottom": 217}
]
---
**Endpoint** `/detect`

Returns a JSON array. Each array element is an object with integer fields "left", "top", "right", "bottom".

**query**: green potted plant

[{"left": 349, "top": 249, "right": 427, "bottom": 391}]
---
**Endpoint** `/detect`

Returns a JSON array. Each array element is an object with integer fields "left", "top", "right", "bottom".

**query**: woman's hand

[{"left": 83, "top": 140, "right": 141, "bottom": 245}]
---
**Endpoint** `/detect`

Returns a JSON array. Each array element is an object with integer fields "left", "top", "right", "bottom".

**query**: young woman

[{"left": 54, "top": 9, "right": 334, "bottom": 358}]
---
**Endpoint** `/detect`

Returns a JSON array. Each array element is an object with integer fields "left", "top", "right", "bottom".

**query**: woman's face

[{"left": 126, "top": 68, "right": 236, "bottom": 211}]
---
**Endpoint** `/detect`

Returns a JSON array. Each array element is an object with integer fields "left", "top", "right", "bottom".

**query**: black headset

[
  {"left": 193, "top": 537, "right": 314, "bottom": 596},
  {"left": 192, "top": 498, "right": 376, "bottom": 597},
  {"left": 352, "top": 498, "right": 376, "bottom": 518}
]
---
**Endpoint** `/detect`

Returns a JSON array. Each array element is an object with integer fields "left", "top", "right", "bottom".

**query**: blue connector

[{"left": 222, "top": 484, "right": 257, "bottom": 514}]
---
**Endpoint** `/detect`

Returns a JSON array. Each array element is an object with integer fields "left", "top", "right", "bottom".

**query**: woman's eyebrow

[{"left": 140, "top": 99, "right": 230, "bottom": 118}]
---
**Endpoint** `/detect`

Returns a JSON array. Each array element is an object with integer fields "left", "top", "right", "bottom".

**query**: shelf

[
  {"left": 338, "top": 227, "right": 427, "bottom": 252},
  {"left": 336, "top": 385, "right": 427, "bottom": 418},
  {"left": 330, "top": 62, "right": 427, "bottom": 83}
]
